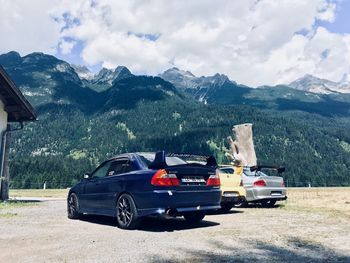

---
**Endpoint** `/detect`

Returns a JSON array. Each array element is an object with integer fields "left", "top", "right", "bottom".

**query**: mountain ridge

[
  {"left": 0, "top": 52, "right": 182, "bottom": 110},
  {"left": 1, "top": 51, "right": 349, "bottom": 117},
  {"left": 2, "top": 51, "right": 350, "bottom": 96}
]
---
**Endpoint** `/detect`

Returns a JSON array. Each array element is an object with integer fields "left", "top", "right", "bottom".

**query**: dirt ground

[{"left": 1, "top": 188, "right": 349, "bottom": 263}]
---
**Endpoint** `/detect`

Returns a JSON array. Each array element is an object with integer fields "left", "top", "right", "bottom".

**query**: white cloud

[
  {"left": 0, "top": 0, "right": 62, "bottom": 55},
  {"left": 59, "top": 39, "right": 76, "bottom": 55},
  {"left": 1, "top": 0, "right": 349, "bottom": 86}
]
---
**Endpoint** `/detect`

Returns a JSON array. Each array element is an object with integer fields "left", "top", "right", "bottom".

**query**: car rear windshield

[
  {"left": 137, "top": 153, "right": 187, "bottom": 167},
  {"left": 219, "top": 167, "right": 234, "bottom": 174}
]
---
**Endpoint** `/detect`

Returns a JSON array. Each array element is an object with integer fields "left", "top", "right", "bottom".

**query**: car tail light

[
  {"left": 207, "top": 170, "right": 221, "bottom": 186},
  {"left": 253, "top": 179, "right": 266, "bottom": 187},
  {"left": 151, "top": 169, "right": 180, "bottom": 186},
  {"left": 239, "top": 180, "right": 243, "bottom": 187},
  {"left": 281, "top": 181, "right": 285, "bottom": 187}
]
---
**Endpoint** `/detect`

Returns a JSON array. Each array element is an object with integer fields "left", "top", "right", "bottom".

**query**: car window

[
  {"left": 91, "top": 161, "right": 112, "bottom": 178},
  {"left": 166, "top": 157, "right": 187, "bottom": 166},
  {"left": 243, "top": 169, "right": 256, "bottom": 176},
  {"left": 137, "top": 153, "right": 186, "bottom": 167},
  {"left": 220, "top": 168, "right": 234, "bottom": 174},
  {"left": 108, "top": 159, "right": 135, "bottom": 176}
]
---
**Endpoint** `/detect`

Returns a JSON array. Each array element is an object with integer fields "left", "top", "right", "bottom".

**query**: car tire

[
  {"left": 183, "top": 211, "right": 206, "bottom": 224},
  {"left": 233, "top": 198, "right": 248, "bottom": 208},
  {"left": 219, "top": 203, "right": 234, "bottom": 213},
  {"left": 261, "top": 200, "right": 276, "bottom": 208},
  {"left": 116, "top": 194, "right": 140, "bottom": 230},
  {"left": 67, "top": 193, "right": 82, "bottom": 219}
]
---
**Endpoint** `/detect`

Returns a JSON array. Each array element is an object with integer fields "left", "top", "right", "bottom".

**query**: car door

[
  {"left": 80, "top": 161, "right": 113, "bottom": 213},
  {"left": 98, "top": 158, "right": 134, "bottom": 212}
]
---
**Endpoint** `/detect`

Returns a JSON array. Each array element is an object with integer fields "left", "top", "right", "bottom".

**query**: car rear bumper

[
  {"left": 245, "top": 187, "right": 287, "bottom": 202},
  {"left": 134, "top": 188, "right": 222, "bottom": 217},
  {"left": 137, "top": 205, "right": 221, "bottom": 217},
  {"left": 220, "top": 191, "right": 242, "bottom": 204}
]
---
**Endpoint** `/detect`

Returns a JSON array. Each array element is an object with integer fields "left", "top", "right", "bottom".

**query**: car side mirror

[{"left": 83, "top": 173, "right": 90, "bottom": 179}]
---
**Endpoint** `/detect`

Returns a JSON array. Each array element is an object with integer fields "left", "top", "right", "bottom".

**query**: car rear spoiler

[
  {"left": 148, "top": 151, "right": 218, "bottom": 169},
  {"left": 250, "top": 165, "right": 285, "bottom": 174}
]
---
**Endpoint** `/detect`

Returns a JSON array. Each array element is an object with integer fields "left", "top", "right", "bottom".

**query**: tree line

[{"left": 9, "top": 98, "right": 350, "bottom": 188}]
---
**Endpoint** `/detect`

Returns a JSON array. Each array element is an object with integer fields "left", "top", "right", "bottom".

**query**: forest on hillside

[{"left": 9, "top": 98, "right": 350, "bottom": 189}]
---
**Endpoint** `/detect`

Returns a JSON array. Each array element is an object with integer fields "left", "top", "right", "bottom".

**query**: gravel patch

[{"left": 0, "top": 191, "right": 349, "bottom": 263}]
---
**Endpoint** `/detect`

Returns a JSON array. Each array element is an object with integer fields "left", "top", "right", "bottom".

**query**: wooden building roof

[{"left": 0, "top": 66, "right": 36, "bottom": 122}]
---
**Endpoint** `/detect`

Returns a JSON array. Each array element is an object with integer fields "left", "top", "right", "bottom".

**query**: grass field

[
  {"left": 9, "top": 187, "right": 350, "bottom": 203},
  {"left": 9, "top": 188, "right": 69, "bottom": 198},
  {"left": 281, "top": 187, "right": 350, "bottom": 217}
]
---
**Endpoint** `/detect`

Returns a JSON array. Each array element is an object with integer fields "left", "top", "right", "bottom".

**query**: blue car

[{"left": 67, "top": 151, "right": 221, "bottom": 229}]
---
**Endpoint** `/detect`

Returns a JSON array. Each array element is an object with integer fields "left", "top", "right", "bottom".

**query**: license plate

[
  {"left": 223, "top": 192, "right": 238, "bottom": 197},
  {"left": 271, "top": 191, "right": 282, "bottom": 196},
  {"left": 181, "top": 176, "right": 206, "bottom": 183}
]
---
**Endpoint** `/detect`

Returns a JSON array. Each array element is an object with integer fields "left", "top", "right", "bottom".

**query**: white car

[{"left": 240, "top": 166, "right": 287, "bottom": 207}]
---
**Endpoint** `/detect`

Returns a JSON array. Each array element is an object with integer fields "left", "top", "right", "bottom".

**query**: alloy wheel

[
  {"left": 117, "top": 196, "right": 132, "bottom": 225},
  {"left": 67, "top": 193, "right": 81, "bottom": 219}
]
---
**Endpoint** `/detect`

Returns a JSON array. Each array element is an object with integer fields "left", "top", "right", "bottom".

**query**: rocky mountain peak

[
  {"left": 161, "top": 67, "right": 196, "bottom": 78},
  {"left": 92, "top": 66, "right": 133, "bottom": 85},
  {"left": 289, "top": 74, "right": 350, "bottom": 94},
  {"left": 72, "top": 65, "right": 94, "bottom": 80},
  {"left": 159, "top": 67, "right": 199, "bottom": 89},
  {"left": 114, "top": 66, "right": 132, "bottom": 78},
  {"left": 212, "top": 73, "right": 230, "bottom": 84},
  {"left": 0, "top": 51, "right": 22, "bottom": 67}
]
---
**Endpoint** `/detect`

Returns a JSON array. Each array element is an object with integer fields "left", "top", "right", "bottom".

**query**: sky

[{"left": 0, "top": 0, "right": 350, "bottom": 87}]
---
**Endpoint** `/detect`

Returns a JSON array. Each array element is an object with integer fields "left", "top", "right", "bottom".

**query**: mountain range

[
  {"left": 2, "top": 51, "right": 350, "bottom": 117},
  {"left": 160, "top": 67, "right": 350, "bottom": 116},
  {"left": 0, "top": 51, "right": 349, "bottom": 188},
  {"left": 77, "top": 64, "right": 350, "bottom": 97}
]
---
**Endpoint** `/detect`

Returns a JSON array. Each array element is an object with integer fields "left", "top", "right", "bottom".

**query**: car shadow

[
  {"left": 244, "top": 203, "right": 283, "bottom": 209},
  {"left": 206, "top": 209, "right": 244, "bottom": 215},
  {"left": 79, "top": 214, "right": 220, "bottom": 232},
  {"left": 138, "top": 217, "right": 219, "bottom": 232}
]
